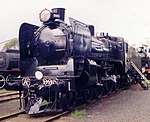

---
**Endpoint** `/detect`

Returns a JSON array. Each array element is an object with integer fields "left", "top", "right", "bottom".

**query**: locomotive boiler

[
  {"left": 18, "top": 8, "right": 133, "bottom": 115},
  {"left": 0, "top": 49, "right": 20, "bottom": 89}
]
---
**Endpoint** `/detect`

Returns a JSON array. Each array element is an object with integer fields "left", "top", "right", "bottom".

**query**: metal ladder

[{"left": 130, "top": 61, "right": 149, "bottom": 90}]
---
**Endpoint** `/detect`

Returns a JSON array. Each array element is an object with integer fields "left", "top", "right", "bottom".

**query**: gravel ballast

[
  {"left": 1, "top": 84, "right": 150, "bottom": 122},
  {"left": 54, "top": 84, "right": 150, "bottom": 122}
]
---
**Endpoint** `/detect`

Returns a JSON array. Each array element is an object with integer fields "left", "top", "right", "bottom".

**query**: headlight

[
  {"left": 39, "top": 9, "right": 51, "bottom": 22},
  {"left": 35, "top": 71, "right": 43, "bottom": 80}
]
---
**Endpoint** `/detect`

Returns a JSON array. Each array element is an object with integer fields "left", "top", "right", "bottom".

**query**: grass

[
  {"left": 60, "top": 116, "right": 65, "bottom": 120},
  {"left": 41, "top": 100, "right": 48, "bottom": 106},
  {"left": 147, "top": 81, "right": 150, "bottom": 86},
  {"left": 141, "top": 80, "right": 150, "bottom": 87},
  {"left": 71, "top": 110, "right": 86, "bottom": 119},
  {"left": 0, "top": 89, "right": 15, "bottom": 94}
]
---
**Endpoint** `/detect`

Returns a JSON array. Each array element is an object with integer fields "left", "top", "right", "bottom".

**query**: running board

[{"left": 130, "top": 61, "right": 149, "bottom": 90}]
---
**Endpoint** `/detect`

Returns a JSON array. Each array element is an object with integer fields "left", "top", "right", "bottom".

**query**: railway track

[
  {"left": 0, "top": 101, "right": 86, "bottom": 122},
  {"left": 0, "top": 110, "right": 24, "bottom": 121},
  {"left": 37, "top": 88, "right": 127, "bottom": 122},
  {"left": 0, "top": 92, "right": 19, "bottom": 103},
  {"left": 0, "top": 87, "right": 125, "bottom": 122},
  {"left": 43, "top": 99, "right": 102, "bottom": 122}
]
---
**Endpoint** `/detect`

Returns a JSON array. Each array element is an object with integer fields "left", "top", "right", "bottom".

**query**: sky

[{"left": 0, "top": 0, "right": 150, "bottom": 45}]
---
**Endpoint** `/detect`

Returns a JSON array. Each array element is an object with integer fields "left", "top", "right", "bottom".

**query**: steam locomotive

[
  {"left": 0, "top": 49, "right": 20, "bottom": 89},
  {"left": 137, "top": 46, "right": 150, "bottom": 79},
  {"left": 17, "top": 8, "right": 143, "bottom": 114}
]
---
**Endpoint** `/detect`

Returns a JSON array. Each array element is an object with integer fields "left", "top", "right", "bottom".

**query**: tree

[{"left": 3, "top": 38, "right": 19, "bottom": 50}]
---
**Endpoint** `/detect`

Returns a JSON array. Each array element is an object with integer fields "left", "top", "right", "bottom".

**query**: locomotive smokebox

[
  {"left": 52, "top": 8, "right": 65, "bottom": 21},
  {"left": 89, "top": 25, "right": 95, "bottom": 36}
]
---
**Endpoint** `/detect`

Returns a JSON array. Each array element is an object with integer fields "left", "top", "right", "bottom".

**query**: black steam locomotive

[
  {"left": 137, "top": 46, "right": 150, "bottom": 79},
  {"left": 0, "top": 49, "right": 20, "bottom": 89},
  {"left": 17, "top": 8, "right": 142, "bottom": 114}
]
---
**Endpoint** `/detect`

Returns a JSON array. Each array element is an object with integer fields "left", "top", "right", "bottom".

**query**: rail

[
  {"left": 0, "top": 92, "right": 19, "bottom": 102},
  {"left": 0, "top": 86, "right": 126, "bottom": 121}
]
